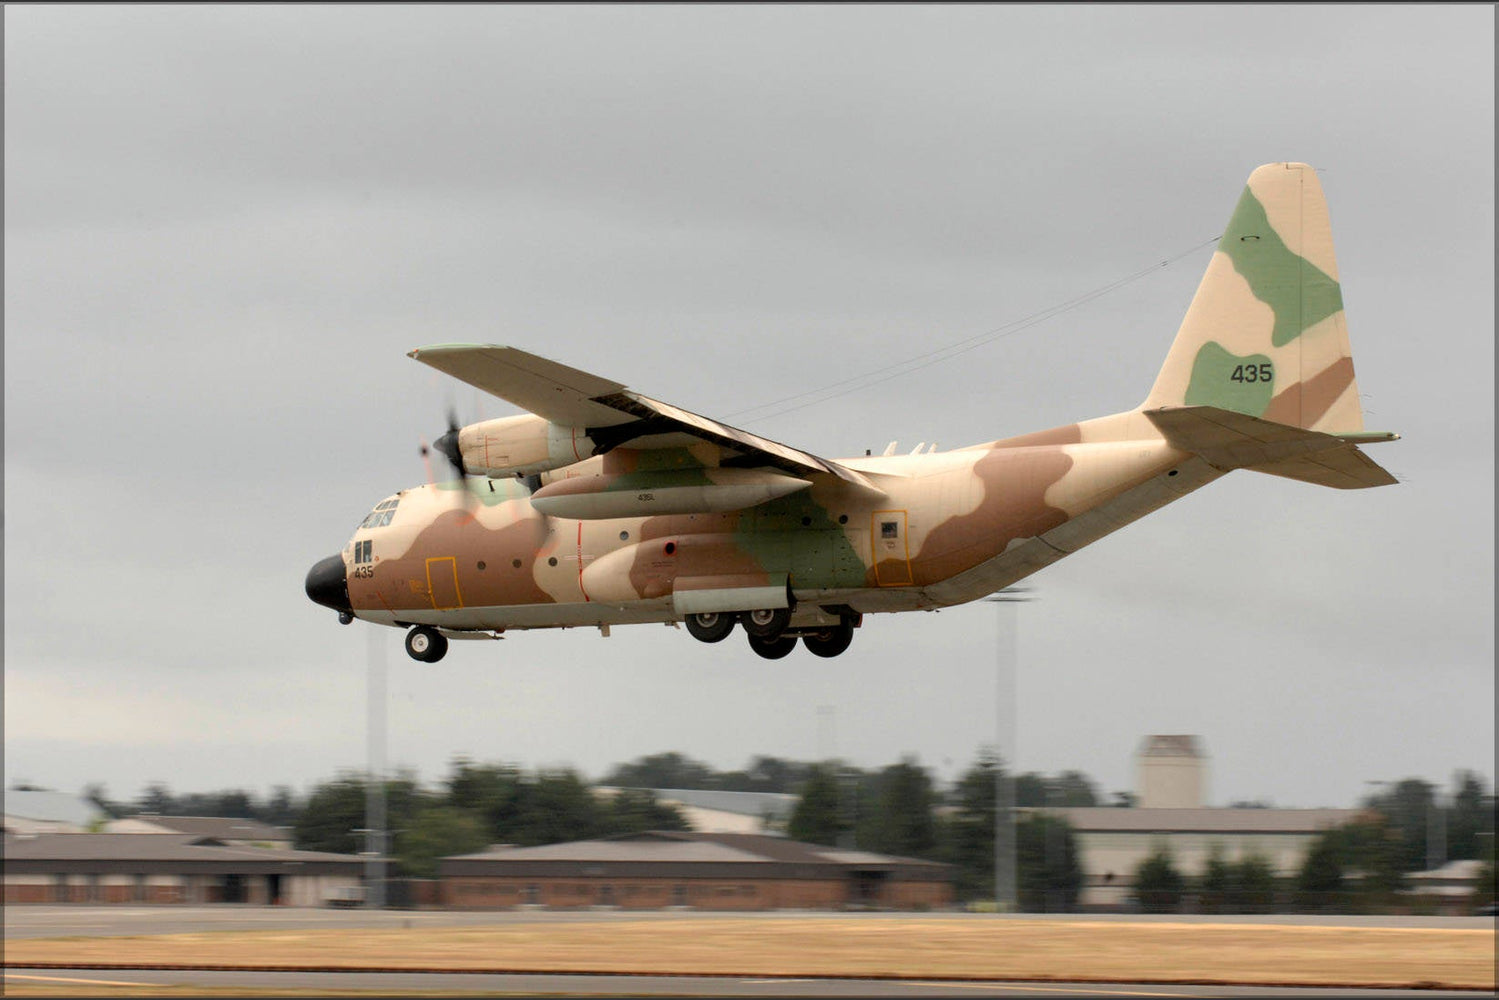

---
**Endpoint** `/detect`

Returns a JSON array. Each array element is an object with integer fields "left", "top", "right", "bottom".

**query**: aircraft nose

[{"left": 305, "top": 554, "right": 351, "bottom": 612}]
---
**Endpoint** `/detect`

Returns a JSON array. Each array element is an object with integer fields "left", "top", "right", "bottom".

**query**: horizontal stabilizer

[
  {"left": 1247, "top": 447, "right": 1398, "bottom": 490},
  {"left": 1145, "top": 405, "right": 1397, "bottom": 489}
]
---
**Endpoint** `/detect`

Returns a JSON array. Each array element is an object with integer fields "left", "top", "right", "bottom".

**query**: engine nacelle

[
  {"left": 458, "top": 414, "right": 596, "bottom": 478},
  {"left": 530, "top": 467, "right": 812, "bottom": 519}
]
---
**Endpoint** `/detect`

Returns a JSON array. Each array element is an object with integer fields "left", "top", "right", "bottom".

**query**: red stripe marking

[{"left": 577, "top": 521, "right": 590, "bottom": 602}]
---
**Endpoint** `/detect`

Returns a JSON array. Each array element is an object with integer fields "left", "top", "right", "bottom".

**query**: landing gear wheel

[
  {"left": 803, "top": 621, "right": 855, "bottom": 658},
  {"left": 742, "top": 607, "right": 792, "bottom": 639},
  {"left": 684, "top": 612, "right": 736, "bottom": 644},
  {"left": 747, "top": 632, "right": 798, "bottom": 660},
  {"left": 405, "top": 626, "right": 448, "bottom": 663}
]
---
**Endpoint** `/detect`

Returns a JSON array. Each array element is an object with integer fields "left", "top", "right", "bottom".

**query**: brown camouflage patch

[
  {"left": 1261, "top": 356, "right": 1356, "bottom": 428},
  {"left": 906, "top": 446, "right": 1074, "bottom": 586},
  {"left": 354, "top": 507, "right": 555, "bottom": 612}
]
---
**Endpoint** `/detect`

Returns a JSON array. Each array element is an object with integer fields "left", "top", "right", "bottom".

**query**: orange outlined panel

[
  {"left": 871, "top": 510, "right": 912, "bottom": 586},
  {"left": 425, "top": 557, "right": 463, "bottom": 610}
]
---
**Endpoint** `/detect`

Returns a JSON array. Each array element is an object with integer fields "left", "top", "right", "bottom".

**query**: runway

[{"left": 4, "top": 967, "right": 1491, "bottom": 998}]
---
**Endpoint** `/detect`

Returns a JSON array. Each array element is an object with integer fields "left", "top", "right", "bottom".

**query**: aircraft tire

[
  {"left": 747, "top": 633, "right": 798, "bottom": 660},
  {"left": 684, "top": 612, "right": 736, "bottom": 643},
  {"left": 802, "top": 622, "right": 854, "bottom": 658},
  {"left": 741, "top": 607, "right": 792, "bottom": 639},
  {"left": 405, "top": 626, "right": 448, "bottom": 663}
]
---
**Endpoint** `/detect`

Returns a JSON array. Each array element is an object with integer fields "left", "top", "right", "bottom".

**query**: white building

[
  {"left": 106, "top": 815, "right": 292, "bottom": 849},
  {"left": 1039, "top": 735, "right": 1359, "bottom": 909},
  {"left": 1137, "top": 735, "right": 1208, "bottom": 809},
  {"left": 2, "top": 790, "right": 109, "bottom": 834},
  {"left": 1051, "top": 806, "right": 1358, "bottom": 908},
  {"left": 594, "top": 787, "right": 796, "bottom": 835}
]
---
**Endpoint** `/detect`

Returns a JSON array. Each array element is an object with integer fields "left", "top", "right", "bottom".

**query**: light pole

[
  {"left": 365, "top": 627, "right": 388, "bottom": 909},
  {"left": 985, "top": 587, "right": 1033, "bottom": 913},
  {"left": 1429, "top": 787, "right": 1447, "bottom": 873}
]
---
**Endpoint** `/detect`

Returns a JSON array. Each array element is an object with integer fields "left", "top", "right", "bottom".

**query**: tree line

[
  {"left": 70, "top": 755, "right": 1494, "bottom": 911},
  {"left": 1129, "top": 771, "right": 1496, "bottom": 913}
]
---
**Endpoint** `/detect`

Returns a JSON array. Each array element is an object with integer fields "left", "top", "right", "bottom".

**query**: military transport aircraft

[{"left": 306, "top": 162, "right": 1398, "bottom": 663}]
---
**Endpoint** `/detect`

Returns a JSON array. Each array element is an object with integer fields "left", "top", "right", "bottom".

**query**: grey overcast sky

[{"left": 4, "top": 6, "right": 1493, "bottom": 809}]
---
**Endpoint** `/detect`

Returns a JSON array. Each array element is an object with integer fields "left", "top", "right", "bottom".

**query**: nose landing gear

[{"left": 405, "top": 626, "right": 448, "bottom": 663}]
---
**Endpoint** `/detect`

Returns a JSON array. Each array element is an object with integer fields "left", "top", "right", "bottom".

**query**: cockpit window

[{"left": 359, "top": 497, "right": 400, "bottom": 529}]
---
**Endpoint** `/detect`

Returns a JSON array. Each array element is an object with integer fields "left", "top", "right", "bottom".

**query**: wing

[{"left": 408, "top": 344, "right": 880, "bottom": 492}]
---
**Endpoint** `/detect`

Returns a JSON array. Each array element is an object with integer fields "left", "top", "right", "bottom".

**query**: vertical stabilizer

[{"left": 1143, "top": 163, "right": 1367, "bottom": 433}]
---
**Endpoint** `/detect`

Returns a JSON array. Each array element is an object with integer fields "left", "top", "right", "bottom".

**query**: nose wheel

[{"left": 405, "top": 626, "right": 448, "bottom": 663}]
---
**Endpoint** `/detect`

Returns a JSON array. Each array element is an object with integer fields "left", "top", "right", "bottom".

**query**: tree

[
  {"left": 263, "top": 786, "right": 300, "bottom": 827},
  {"left": 1014, "top": 771, "right": 1098, "bottom": 808},
  {"left": 942, "top": 751, "right": 1001, "bottom": 902},
  {"left": 444, "top": 759, "right": 526, "bottom": 842},
  {"left": 1198, "top": 844, "right": 1232, "bottom": 913},
  {"left": 1230, "top": 853, "right": 1277, "bottom": 913},
  {"left": 1295, "top": 832, "right": 1346, "bottom": 912},
  {"left": 396, "top": 806, "right": 489, "bottom": 878},
  {"left": 506, "top": 769, "right": 603, "bottom": 846},
  {"left": 1335, "top": 816, "right": 1408, "bottom": 902},
  {"left": 293, "top": 771, "right": 426, "bottom": 855},
  {"left": 857, "top": 758, "right": 939, "bottom": 860},
  {"left": 1472, "top": 838, "right": 1496, "bottom": 912},
  {"left": 601, "top": 788, "right": 690, "bottom": 836},
  {"left": 602, "top": 752, "right": 720, "bottom": 791},
  {"left": 1052, "top": 771, "right": 1099, "bottom": 807},
  {"left": 1362, "top": 778, "right": 1436, "bottom": 873},
  {"left": 1133, "top": 845, "right": 1184, "bottom": 913},
  {"left": 136, "top": 783, "right": 176, "bottom": 815},
  {"left": 787, "top": 765, "right": 847, "bottom": 847},
  {"left": 1014, "top": 773, "right": 1049, "bottom": 808},
  {"left": 1447, "top": 771, "right": 1496, "bottom": 861},
  {"left": 1017, "top": 813, "right": 1082, "bottom": 912},
  {"left": 719, "top": 756, "right": 812, "bottom": 794}
]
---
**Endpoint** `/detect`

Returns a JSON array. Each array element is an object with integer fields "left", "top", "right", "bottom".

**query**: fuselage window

[{"left": 354, "top": 540, "right": 373, "bottom": 564}]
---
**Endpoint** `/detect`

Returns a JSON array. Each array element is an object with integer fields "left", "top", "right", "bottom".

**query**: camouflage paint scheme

[{"left": 307, "top": 163, "right": 1398, "bottom": 659}]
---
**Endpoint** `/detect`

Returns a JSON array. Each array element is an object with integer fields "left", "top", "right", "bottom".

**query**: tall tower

[{"left": 1137, "top": 735, "right": 1206, "bottom": 808}]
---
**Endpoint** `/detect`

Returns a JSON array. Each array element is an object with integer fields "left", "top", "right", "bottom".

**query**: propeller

[
  {"left": 983, "top": 586, "right": 1036, "bottom": 603},
  {"left": 431, "top": 407, "right": 469, "bottom": 482},
  {"left": 417, "top": 408, "right": 477, "bottom": 512}
]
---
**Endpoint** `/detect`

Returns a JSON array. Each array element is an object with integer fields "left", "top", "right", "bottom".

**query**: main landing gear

[
  {"left": 405, "top": 626, "right": 448, "bottom": 663},
  {"left": 683, "top": 610, "right": 859, "bottom": 659}
]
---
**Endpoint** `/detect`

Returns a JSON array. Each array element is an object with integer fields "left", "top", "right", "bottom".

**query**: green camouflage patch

[
  {"left": 735, "top": 493, "right": 867, "bottom": 589},
  {"left": 1184, "top": 341, "right": 1276, "bottom": 416},
  {"left": 1220, "top": 187, "right": 1343, "bottom": 347}
]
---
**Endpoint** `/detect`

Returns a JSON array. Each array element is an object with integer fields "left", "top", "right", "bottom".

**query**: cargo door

[{"left": 871, "top": 511, "right": 912, "bottom": 586}]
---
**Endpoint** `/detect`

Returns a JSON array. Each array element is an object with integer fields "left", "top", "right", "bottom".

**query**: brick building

[
  {"left": 441, "top": 831, "right": 952, "bottom": 910},
  {"left": 3, "top": 833, "right": 363, "bottom": 906}
]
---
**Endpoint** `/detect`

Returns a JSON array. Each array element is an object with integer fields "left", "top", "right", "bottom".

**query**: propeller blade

[
  {"left": 432, "top": 408, "right": 468, "bottom": 482},
  {"left": 418, "top": 438, "right": 436, "bottom": 486}
]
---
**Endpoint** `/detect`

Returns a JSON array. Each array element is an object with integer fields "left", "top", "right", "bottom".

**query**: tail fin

[{"left": 1144, "top": 162, "right": 1367, "bottom": 433}]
